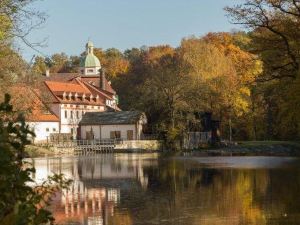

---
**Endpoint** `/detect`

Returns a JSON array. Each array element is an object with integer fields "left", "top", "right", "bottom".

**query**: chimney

[
  {"left": 45, "top": 69, "right": 50, "bottom": 77},
  {"left": 100, "top": 68, "right": 106, "bottom": 91}
]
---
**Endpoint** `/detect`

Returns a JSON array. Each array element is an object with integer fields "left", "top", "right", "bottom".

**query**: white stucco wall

[
  {"left": 80, "top": 124, "right": 141, "bottom": 140},
  {"left": 27, "top": 121, "right": 59, "bottom": 142},
  {"left": 59, "top": 104, "right": 105, "bottom": 138},
  {"left": 79, "top": 66, "right": 101, "bottom": 76}
]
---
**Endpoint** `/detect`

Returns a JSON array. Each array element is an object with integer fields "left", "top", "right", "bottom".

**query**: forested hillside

[{"left": 2, "top": 0, "right": 300, "bottom": 142}]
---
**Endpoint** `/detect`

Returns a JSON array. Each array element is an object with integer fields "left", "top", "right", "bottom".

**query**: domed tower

[{"left": 79, "top": 41, "right": 101, "bottom": 75}]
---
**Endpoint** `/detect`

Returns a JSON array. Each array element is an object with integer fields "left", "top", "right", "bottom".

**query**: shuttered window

[
  {"left": 110, "top": 131, "right": 121, "bottom": 139},
  {"left": 127, "top": 130, "right": 134, "bottom": 140},
  {"left": 110, "top": 131, "right": 115, "bottom": 139}
]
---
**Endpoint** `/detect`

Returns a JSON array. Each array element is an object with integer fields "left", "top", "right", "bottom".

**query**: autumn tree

[
  {"left": 178, "top": 34, "right": 261, "bottom": 141},
  {"left": 93, "top": 48, "right": 129, "bottom": 79},
  {"left": 142, "top": 54, "right": 190, "bottom": 148},
  {"left": 0, "top": 0, "right": 45, "bottom": 43},
  {"left": 225, "top": 0, "right": 300, "bottom": 81},
  {"left": 226, "top": 0, "right": 300, "bottom": 140}
]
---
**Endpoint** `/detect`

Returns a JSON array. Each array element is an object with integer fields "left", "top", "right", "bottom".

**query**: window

[
  {"left": 110, "top": 131, "right": 121, "bottom": 139},
  {"left": 88, "top": 69, "right": 94, "bottom": 73},
  {"left": 71, "top": 128, "right": 74, "bottom": 134},
  {"left": 70, "top": 111, "right": 73, "bottom": 119},
  {"left": 64, "top": 110, "right": 67, "bottom": 119},
  {"left": 46, "top": 128, "right": 49, "bottom": 132},
  {"left": 53, "top": 128, "right": 57, "bottom": 132},
  {"left": 127, "top": 130, "right": 134, "bottom": 140},
  {"left": 76, "top": 111, "right": 79, "bottom": 119}
]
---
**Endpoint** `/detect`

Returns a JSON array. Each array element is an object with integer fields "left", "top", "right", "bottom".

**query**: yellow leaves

[
  {"left": 239, "top": 87, "right": 251, "bottom": 97},
  {"left": 178, "top": 32, "right": 261, "bottom": 119},
  {"left": 0, "top": 14, "right": 12, "bottom": 42},
  {"left": 180, "top": 38, "right": 231, "bottom": 81},
  {"left": 143, "top": 45, "right": 175, "bottom": 66}
]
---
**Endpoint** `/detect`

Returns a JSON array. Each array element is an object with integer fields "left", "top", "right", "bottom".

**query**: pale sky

[{"left": 19, "top": 0, "right": 244, "bottom": 61}]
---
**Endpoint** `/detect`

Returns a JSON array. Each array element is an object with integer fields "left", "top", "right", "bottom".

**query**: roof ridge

[
  {"left": 73, "top": 77, "right": 92, "bottom": 93},
  {"left": 83, "top": 81, "right": 113, "bottom": 100}
]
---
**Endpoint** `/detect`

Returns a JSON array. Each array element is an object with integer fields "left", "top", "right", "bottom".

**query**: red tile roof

[
  {"left": 9, "top": 86, "right": 59, "bottom": 122},
  {"left": 45, "top": 80, "right": 91, "bottom": 94},
  {"left": 43, "top": 73, "right": 116, "bottom": 95}
]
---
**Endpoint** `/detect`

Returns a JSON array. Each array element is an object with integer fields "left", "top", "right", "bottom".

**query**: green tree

[
  {"left": 32, "top": 56, "right": 48, "bottom": 75},
  {"left": 0, "top": 94, "right": 71, "bottom": 225}
]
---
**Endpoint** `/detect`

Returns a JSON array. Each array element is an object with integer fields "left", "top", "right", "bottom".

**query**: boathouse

[{"left": 79, "top": 111, "right": 147, "bottom": 140}]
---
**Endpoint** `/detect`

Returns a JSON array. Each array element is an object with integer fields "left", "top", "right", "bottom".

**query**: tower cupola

[{"left": 79, "top": 41, "right": 101, "bottom": 75}]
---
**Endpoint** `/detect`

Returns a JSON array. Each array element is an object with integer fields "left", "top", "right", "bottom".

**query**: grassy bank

[
  {"left": 25, "top": 145, "right": 56, "bottom": 158},
  {"left": 187, "top": 141, "right": 300, "bottom": 157}
]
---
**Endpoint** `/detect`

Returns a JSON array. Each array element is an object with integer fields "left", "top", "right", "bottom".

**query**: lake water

[{"left": 31, "top": 154, "right": 300, "bottom": 225}]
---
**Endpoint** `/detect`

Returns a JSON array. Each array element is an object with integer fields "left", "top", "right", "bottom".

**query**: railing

[
  {"left": 51, "top": 139, "right": 123, "bottom": 146},
  {"left": 51, "top": 139, "right": 124, "bottom": 155},
  {"left": 183, "top": 132, "right": 212, "bottom": 149}
]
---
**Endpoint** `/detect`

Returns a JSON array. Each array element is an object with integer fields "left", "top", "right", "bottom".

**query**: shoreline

[
  {"left": 183, "top": 141, "right": 300, "bottom": 157},
  {"left": 25, "top": 141, "right": 300, "bottom": 158}
]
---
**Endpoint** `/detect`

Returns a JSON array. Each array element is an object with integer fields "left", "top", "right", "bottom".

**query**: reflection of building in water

[
  {"left": 55, "top": 181, "right": 119, "bottom": 225},
  {"left": 30, "top": 154, "right": 157, "bottom": 225}
]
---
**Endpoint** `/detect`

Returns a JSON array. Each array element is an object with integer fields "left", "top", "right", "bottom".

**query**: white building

[
  {"left": 79, "top": 111, "right": 147, "bottom": 140},
  {"left": 32, "top": 41, "right": 121, "bottom": 141}
]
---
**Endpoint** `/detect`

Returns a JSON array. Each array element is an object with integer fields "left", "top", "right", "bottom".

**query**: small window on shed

[
  {"left": 110, "top": 131, "right": 121, "bottom": 139},
  {"left": 127, "top": 130, "right": 134, "bottom": 140}
]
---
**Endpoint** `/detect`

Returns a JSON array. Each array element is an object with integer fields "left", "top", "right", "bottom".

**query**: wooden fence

[{"left": 183, "top": 132, "right": 212, "bottom": 149}]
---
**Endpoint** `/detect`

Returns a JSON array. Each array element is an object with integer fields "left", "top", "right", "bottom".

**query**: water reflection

[
  {"left": 31, "top": 154, "right": 158, "bottom": 225},
  {"left": 31, "top": 155, "right": 300, "bottom": 225}
]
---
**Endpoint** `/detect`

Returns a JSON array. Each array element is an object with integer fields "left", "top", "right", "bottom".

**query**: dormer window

[
  {"left": 68, "top": 92, "right": 72, "bottom": 100},
  {"left": 63, "top": 92, "right": 66, "bottom": 100},
  {"left": 75, "top": 93, "right": 78, "bottom": 100},
  {"left": 89, "top": 94, "right": 94, "bottom": 102},
  {"left": 96, "top": 95, "right": 99, "bottom": 102},
  {"left": 82, "top": 94, "right": 86, "bottom": 101}
]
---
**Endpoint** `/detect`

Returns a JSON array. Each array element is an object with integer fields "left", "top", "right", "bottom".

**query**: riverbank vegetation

[
  {"left": 0, "top": 94, "right": 71, "bottom": 224},
  {"left": 1, "top": 0, "right": 300, "bottom": 148}
]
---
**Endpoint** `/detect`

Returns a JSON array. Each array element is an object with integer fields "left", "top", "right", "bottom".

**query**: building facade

[
  {"left": 28, "top": 41, "right": 121, "bottom": 141},
  {"left": 79, "top": 111, "right": 147, "bottom": 140}
]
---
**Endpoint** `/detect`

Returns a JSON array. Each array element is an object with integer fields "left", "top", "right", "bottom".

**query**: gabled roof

[
  {"left": 43, "top": 73, "right": 116, "bottom": 95},
  {"left": 45, "top": 80, "right": 90, "bottom": 94},
  {"left": 80, "top": 111, "right": 146, "bottom": 125},
  {"left": 43, "top": 73, "right": 79, "bottom": 82},
  {"left": 9, "top": 86, "right": 59, "bottom": 122}
]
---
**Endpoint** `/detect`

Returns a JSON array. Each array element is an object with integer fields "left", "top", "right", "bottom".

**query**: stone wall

[{"left": 115, "top": 140, "right": 162, "bottom": 151}]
